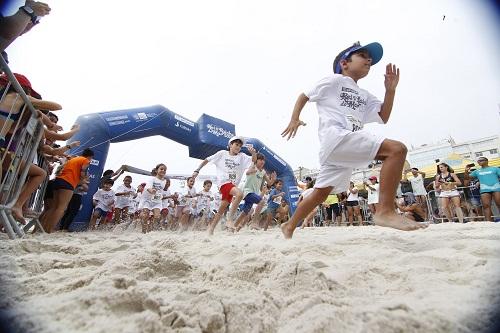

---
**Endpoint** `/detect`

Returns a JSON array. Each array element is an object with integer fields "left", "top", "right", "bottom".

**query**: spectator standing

[{"left": 464, "top": 157, "right": 500, "bottom": 222}]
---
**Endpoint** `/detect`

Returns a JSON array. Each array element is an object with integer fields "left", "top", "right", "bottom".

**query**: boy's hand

[
  {"left": 281, "top": 119, "right": 306, "bottom": 140},
  {"left": 384, "top": 63, "right": 400, "bottom": 91}
]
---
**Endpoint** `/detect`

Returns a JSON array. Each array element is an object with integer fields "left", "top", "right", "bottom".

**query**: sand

[{"left": 1, "top": 222, "right": 499, "bottom": 333}]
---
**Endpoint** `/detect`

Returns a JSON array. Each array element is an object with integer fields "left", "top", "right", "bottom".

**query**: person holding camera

[{"left": 464, "top": 157, "right": 500, "bottom": 222}]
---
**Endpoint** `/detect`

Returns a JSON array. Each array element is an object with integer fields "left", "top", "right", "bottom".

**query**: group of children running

[
  {"left": 89, "top": 40, "right": 428, "bottom": 237},
  {"left": 88, "top": 137, "right": 290, "bottom": 234}
]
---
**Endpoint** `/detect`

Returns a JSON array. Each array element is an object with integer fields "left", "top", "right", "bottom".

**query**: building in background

[{"left": 408, "top": 135, "right": 499, "bottom": 169}]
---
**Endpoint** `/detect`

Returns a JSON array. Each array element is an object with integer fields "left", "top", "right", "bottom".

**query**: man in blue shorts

[{"left": 464, "top": 157, "right": 500, "bottom": 221}]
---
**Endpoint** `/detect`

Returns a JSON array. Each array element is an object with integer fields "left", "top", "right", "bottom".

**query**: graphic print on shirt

[
  {"left": 340, "top": 87, "right": 365, "bottom": 132},
  {"left": 224, "top": 158, "right": 239, "bottom": 184}
]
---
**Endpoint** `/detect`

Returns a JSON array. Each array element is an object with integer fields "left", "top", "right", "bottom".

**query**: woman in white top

[
  {"left": 346, "top": 181, "right": 363, "bottom": 226},
  {"left": 364, "top": 176, "right": 379, "bottom": 215}
]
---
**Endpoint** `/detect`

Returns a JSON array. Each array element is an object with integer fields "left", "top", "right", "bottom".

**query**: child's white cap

[{"left": 228, "top": 136, "right": 245, "bottom": 145}]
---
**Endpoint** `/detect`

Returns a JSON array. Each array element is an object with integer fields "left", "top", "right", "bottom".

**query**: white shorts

[
  {"left": 439, "top": 190, "right": 460, "bottom": 198},
  {"left": 315, "top": 131, "right": 385, "bottom": 192},
  {"left": 114, "top": 201, "right": 131, "bottom": 209},
  {"left": 138, "top": 200, "right": 162, "bottom": 211}
]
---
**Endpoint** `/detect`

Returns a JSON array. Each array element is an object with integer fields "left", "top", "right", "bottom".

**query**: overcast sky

[{"left": 4, "top": 0, "right": 500, "bottom": 190}]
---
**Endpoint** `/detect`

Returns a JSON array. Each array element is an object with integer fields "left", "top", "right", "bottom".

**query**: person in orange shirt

[{"left": 40, "top": 148, "right": 94, "bottom": 232}]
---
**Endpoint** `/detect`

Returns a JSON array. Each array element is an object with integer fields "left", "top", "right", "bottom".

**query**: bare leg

[
  {"left": 281, "top": 187, "right": 331, "bottom": 239},
  {"left": 441, "top": 197, "right": 452, "bottom": 222},
  {"left": 39, "top": 189, "right": 74, "bottom": 233},
  {"left": 451, "top": 196, "right": 464, "bottom": 223},
  {"left": 373, "top": 140, "right": 427, "bottom": 230},
  {"left": 347, "top": 206, "right": 354, "bottom": 226},
  {"left": 480, "top": 193, "right": 492, "bottom": 222},
  {"left": 234, "top": 211, "right": 248, "bottom": 231},
  {"left": 226, "top": 188, "right": 244, "bottom": 229},
  {"left": 12, "top": 164, "right": 46, "bottom": 222},
  {"left": 207, "top": 201, "right": 230, "bottom": 235},
  {"left": 354, "top": 206, "right": 362, "bottom": 225}
]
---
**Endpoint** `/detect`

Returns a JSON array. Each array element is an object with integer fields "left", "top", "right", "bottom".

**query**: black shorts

[
  {"left": 346, "top": 200, "right": 359, "bottom": 207},
  {"left": 53, "top": 178, "right": 75, "bottom": 191},
  {"left": 326, "top": 204, "right": 341, "bottom": 219},
  {"left": 44, "top": 179, "right": 55, "bottom": 200}
]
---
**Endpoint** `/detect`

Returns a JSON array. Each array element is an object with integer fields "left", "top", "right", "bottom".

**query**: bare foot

[
  {"left": 249, "top": 222, "right": 261, "bottom": 231},
  {"left": 11, "top": 207, "right": 26, "bottom": 225},
  {"left": 281, "top": 221, "right": 294, "bottom": 239},
  {"left": 207, "top": 222, "right": 216, "bottom": 236},
  {"left": 373, "top": 213, "right": 428, "bottom": 231}
]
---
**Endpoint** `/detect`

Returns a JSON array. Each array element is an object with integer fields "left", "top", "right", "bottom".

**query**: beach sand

[{"left": 1, "top": 222, "right": 499, "bottom": 333}]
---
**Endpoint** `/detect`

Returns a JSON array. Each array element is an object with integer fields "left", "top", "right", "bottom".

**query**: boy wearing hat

[
  {"left": 193, "top": 136, "right": 257, "bottom": 235},
  {"left": 281, "top": 41, "right": 427, "bottom": 239},
  {"left": 464, "top": 157, "right": 500, "bottom": 221}
]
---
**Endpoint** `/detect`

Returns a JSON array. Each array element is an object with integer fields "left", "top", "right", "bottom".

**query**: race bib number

[
  {"left": 152, "top": 193, "right": 162, "bottom": 202},
  {"left": 346, "top": 115, "right": 363, "bottom": 132},
  {"left": 229, "top": 172, "right": 237, "bottom": 184}
]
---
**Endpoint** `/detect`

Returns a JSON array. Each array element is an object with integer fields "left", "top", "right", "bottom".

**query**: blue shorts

[
  {"left": 241, "top": 193, "right": 262, "bottom": 214},
  {"left": 93, "top": 208, "right": 109, "bottom": 218}
]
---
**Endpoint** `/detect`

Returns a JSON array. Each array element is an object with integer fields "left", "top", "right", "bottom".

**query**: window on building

[
  {"left": 490, "top": 149, "right": 498, "bottom": 154},
  {"left": 475, "top": 152, "right": 483, "bottom": 157}
]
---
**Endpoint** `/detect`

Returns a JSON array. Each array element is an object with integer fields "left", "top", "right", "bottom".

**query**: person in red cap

[{"left": 281, "top": 41, "right": 428, "bottom": 239}]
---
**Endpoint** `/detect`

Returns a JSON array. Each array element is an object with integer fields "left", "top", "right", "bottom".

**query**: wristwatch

[{"left": 19, "top": 5, "right": 39, "bottom": 24}]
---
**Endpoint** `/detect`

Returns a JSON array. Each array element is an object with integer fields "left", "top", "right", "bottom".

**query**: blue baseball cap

[{"left": 333, "top": 42, "right": 383, "bottom": 74}]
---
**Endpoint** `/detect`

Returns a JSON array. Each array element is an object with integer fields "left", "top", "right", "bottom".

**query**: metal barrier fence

[
  {"left": 0, "top": 55, "right": 46, "bottom": 239},
  {"left": 426, "top": 186, "right": 499, "bottom": 223}
]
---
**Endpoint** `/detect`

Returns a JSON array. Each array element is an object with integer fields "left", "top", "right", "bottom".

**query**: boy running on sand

[
  {"left": 89, "top": 179, "right": 115, "bottom": 230},
  {"left": 281, "top": 41, "right": 427, "bottom": 238},
  {"left": 192, "top": 136, "right": 256, "bottom": 235},
  {"left": 113, "top": 175, "right": 135, "bottom": 224},
  {"left": 234, "top": 153, "right": 276, "bottom": 231}
]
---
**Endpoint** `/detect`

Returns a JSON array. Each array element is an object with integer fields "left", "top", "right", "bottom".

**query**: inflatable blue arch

[{"left": 68, "top": 105, "right": 300, "bottom": 230}]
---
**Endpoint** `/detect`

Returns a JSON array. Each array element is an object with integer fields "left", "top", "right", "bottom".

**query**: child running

[
  {"left": 195, "top": 180, "right": 215, "bottom": 230},
  {"left": 281, "top": 41, "right": 427, "bottom": 238},
  {"left": 138, "top": 163, "right": 167, "bottom": 233},
  {"left": 234, "top": 153, "right": 276, "bottom": 231},
  {"left": 113, "top": 175, "right": 135, "bottom": 224},
  {"left": 89, "top": 179, "right": 115, "bottom": 230},
  {"left": 192, "top": 136, "right": 256, "bottom": 235}
]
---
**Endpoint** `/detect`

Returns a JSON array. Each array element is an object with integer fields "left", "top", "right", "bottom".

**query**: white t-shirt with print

[
  {"left": 93, "top": 189, "right": 115, "bottom": 211},
  {"left": 305, "top": 74, "right": 384, "bottom": 164},
  {"left": 141, "top": 176, "right": 167, "bottom": 204},
  {"left": 180, "top": 186, "right": 197, "bottom": 207},
  {"left": 207, "top": 150, "right": 252, "bottom": 188},
  {"left": 115, "top": 184, "right": 134, "bottom": 208},
  {"left": 197, "top": 189, "right": 214, "bottom": 210},
  {"left": 409, "top": 174, "right": 427, "bottom": 196}
]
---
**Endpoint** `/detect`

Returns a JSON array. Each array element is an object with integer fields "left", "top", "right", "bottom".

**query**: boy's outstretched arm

[
  {"left": 281, "top": 93, "right": 308, "bottom": 140},
  {"left": 378, "top": 63, "right": 400, "bottom": 124}
]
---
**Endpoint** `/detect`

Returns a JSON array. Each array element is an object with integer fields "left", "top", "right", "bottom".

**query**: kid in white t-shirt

[
  {"left": 195, "top": 179, "right": 215, "bottom": 229},
  {"left": 89, "top": 179, "right": 115, "bottom": 230},
  {"left": 113, "top": 175, "right": 135, "bottom": 224},
  {"left": 281, "top": 41, "right": 427, "bottom": 238},
  {"left": 193, "top": 136, "right": 256, "bottom": 235},
  {"left": 139, "top": 163, "right": 167, "bottom": 233}
]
